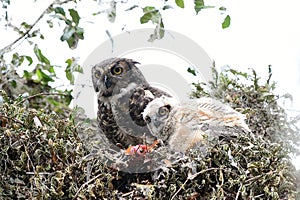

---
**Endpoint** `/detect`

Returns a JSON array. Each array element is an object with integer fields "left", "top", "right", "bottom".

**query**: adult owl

[
  {"left": 143, "top": 96, "right": 251, "bottom": 152},
  {"left": 92, "top": 58, "right": 171, "bottom": 149}
]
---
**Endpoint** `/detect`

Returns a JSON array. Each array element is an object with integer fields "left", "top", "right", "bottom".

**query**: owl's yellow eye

[
  {"left": 94, "top": 71, "right": 101, "bottom": 78},
  {"left": 111, "top": 66, "right": 124, "bottom": 75},
  {"left": 158, "top": 106, "right": 169, "bottom": 116}
]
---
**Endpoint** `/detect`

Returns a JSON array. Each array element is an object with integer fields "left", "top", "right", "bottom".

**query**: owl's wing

[
  {"left": 164, "top": 99, "right": 251, "bottom": 152},
  {"left": 194, "top": 97, "right": 250, "bottom": 132},
  {"left": 167, "top": 123, "right": 206, "bottom": 152}
]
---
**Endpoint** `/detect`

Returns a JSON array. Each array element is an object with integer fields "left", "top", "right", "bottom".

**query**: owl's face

[
  {"left": 142, "top": 96, "right": 178, "bottom": 137},
  {"left": 92, "top": 58, "right": 146, "bottom": 97}
]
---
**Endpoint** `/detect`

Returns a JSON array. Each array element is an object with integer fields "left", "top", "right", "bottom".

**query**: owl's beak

[
  {"left": 150, "top": 116, "right": 163, "bottom": 128},
  {"left": 104, "top": 75, "right": 112, "bottom": 89}
]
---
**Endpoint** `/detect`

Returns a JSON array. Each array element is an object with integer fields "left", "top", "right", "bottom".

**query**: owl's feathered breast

[{"left": 97, "top": 97, "right": 143, "bottom": 147}]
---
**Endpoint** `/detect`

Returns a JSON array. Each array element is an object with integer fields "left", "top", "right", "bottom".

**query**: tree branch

[
  {"left": 17, "top": 92, "right": 70, "bottom": 105},
  {"left": 0, "top": 114, "right": 24, "bottom": 126},
  {"left": 72, "top": 173, "right": 103, "bottom": 200},
  {"left": 0, "top": 0, "right": 74, "bottom": 55},
  {"left": 171, "top": 167, "right": 220, "bottom": 200}
]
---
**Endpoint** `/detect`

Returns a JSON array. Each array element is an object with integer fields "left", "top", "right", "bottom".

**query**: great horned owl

[
  {"left": 143, "top": 96, "right": 251, "bottom": 152},
  {"left": 92, "top": 58, "right": 171, "bottom": 148}
]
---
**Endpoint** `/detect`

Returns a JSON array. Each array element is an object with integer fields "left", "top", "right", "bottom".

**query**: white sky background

[{"left": 1, "top": 0, "right": 300, "bottom": 167}]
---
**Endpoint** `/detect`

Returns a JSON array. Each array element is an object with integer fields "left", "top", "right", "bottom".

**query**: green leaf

[
  {"left": 34, "top": 45, "right": 50, "bottom": 64},
  {"left": 66, "top": 58, "right": 83, "bottom": 73},
  {"left": 107, "top": 1, "right": 116, "bottom": 23},
  {"left": 162, "top": 5, "right": 173, "bottom": 10},
  {"left": 194, "top": 0, "right": 204, "bottom": 14},
  {"left": 140, "top": 13, "right": 152, "bottom": 24},
  {"left": 108, "top": 11, "right": 116, "bottom": 23},
  {"left": 222, "top": 15, "right": 231, "bottom": 29},
  {"left": 175, "top": 0, "right": 184, "bottom": 8},
  {"left": 76, "top": 27, "right": 84, "bottom": 39},
  {"left": 219, "top": 6, "right": 227, "bottom": 11},
  {"left": 65, "top": 58, "right": 83, "bottom": 84},
  {"left": 65, "top": 70, "right": 74, "bottom": 85},
  {"left": 36, "top": 68, "right": 54, "bottom": 83},
  {"left": 148, "top": 20, "right": 164, "bottom": 42},
  {"left": 229, "top": 69, "right": 248, "bottom": 78},
  {"left": 47, "top": 65, "right": 55, "bottom": 73},
  {"left": 11, "top": 53, "right": 24, "bottom": 66},
  {"left": 47, "top": 20, "right": 53, "bottom": 28},
  {"left": 25, "top": 56, "right": 33, "bottom": 65},
  {"left": 61, "top": 26, "right": 84, "bottom": 49},
  {"left": 23, "top": 70, "right": 32, "bottom": 80},
  {"left": 21, "top": 22, "right": 31, "bottom": 30},
  {"left": 194, "top": 0, "right": 214, "bottom": 14},
  {"left": 140, "top": 7, "right": 161, "bottom": 24},
  {"left": 187, "top": 67, "right": 196, "bottom": 76},
  {"left": 61, "top": 26, "right": 76, "bottom": 41},
  {"left": 143, "top": 6, "right": 156, "bottom": 12},
  {"left": 54, "top": 7, "right": 65, "bottom": 16},
  {"left": 69, "top": 9, "right": 80, "bottom": 25}
]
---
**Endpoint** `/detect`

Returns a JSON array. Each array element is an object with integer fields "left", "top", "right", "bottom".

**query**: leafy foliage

[
  {"left": 0, "top": 67, "right": 299, "bottom": 199},
  {"left": 0, "top": 0, "right": 229, "bottom": 93},
  {"left": 140, "top": 6, "right": 165, "bottom": 42},
  {"left": 1, "top": 1, "right": 298, "bottom": 199},
  {"left": 52, "top": 7, "right": 85, "bottom": 49}
]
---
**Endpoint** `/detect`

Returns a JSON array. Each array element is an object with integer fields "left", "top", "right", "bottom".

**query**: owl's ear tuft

[
  {"left": 132, "top": 61, "right": 140, "bottom": 65},
  {"left": 124, "top": 58, "right": 140, "bottom": 66}
]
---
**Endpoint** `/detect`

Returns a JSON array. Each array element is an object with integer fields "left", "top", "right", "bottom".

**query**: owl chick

[
  {"left": 143, "top": 96, "right": 251, "bottom": 152},
  {"left": 92, "top": 58, "right": 172, "bottom": 148}
]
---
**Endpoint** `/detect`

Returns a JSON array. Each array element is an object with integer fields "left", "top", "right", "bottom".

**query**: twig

[
  {"left": 0, "top": 0, "right": 74, "bottom": 55},
  {"left": 235, "top": 184, "right": 243, "bottom": 200},
  {"left": 0, "top": 114, "right": 24, "bottom": 126},
  {"left": 170, "top": 167, "right": 220, "bottom": 200},
  {"left": 23, "top": 143, "right": 36, "bottom": 174},
  {"left": 72, "top": 173, "right": 103, "bottom": 200},
  {"left": 244, "top": 171, "right": 273, "bottom": 184},
  {"left": 26, "top": 172, "right": 51, "bottom": 175},
  {"left": 122, "top": 191, "right": 134, "bottom": 197},
  {"left": 17, "top": 92, "right": 70, "bottom": 105}
]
